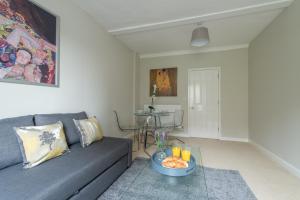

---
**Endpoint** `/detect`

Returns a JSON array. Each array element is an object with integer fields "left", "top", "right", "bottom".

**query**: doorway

[{"left": 188, "top": 68, "right": 220, "bottom": 139}]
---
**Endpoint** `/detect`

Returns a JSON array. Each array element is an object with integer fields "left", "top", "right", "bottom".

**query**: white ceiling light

[{"left": 191, "top": 27, "right": 209, "bottom": 47}]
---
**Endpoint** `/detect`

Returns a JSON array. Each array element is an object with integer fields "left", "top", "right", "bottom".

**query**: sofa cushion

[
  {"left": 15, "top": 121, "right": 69, "bottom": 168},
  {"left": 73, "top": 117, "right": 104, "bottom": 147},
  {"left": 34, "top": 112, "right": 88, "bottom": 144},
  {"left": 0, "top": 115, "right": 34, "bottom": 170},
  {"left": 0, "top": 137, "right": 131, "bottom": 200}
]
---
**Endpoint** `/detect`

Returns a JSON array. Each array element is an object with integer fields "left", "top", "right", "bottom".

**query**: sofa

[{"left": 0, "top": 112, "right": 132, "bottom": 200}]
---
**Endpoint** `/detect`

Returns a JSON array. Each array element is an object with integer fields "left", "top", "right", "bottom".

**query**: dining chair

[
  {"left": 134, "top": 110, "right": 161, "bottom": 156},
  {"left": 143, "top": 115, "right": 156, "bottom": 149},
  {"left": 158, "top": 109, "right": 185, "bottom": 143},
  {"left": 113, "top": 110, "right": 141, "bottom": 150},
  {"left": 174, "top": 109, "right": 184, "bottom": 129}
]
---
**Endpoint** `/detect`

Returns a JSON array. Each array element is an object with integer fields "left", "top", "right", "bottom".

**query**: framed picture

[
  {"left": 150, "top": 67, "right": 177, "bottom": 96},
  {"left": 0, "top": 0, "right": 59, "bottom": 87}
]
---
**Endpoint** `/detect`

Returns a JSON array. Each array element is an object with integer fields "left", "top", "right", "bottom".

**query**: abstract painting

[
  {"left": 150, "top": 67, "right": 177, "bottom": 96},
  {"left": 0, "top": 0, "right": 59, "bottom": 86}
]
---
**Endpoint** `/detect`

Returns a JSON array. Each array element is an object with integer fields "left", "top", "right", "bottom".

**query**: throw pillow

[
  {"left": 73, "top": 117, "right": 103, "bottom": 147},
  {"left": 14, "top": 121, "right": 69, "bottom": 168}
]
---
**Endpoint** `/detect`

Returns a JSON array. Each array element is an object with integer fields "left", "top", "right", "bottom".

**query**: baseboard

[
  {"left": 169, "top": 134, "right": 249, "bottom": 142},
  {"left": 250, "top": 140, "right": 300, "bottom": 179},
  {"left": 169, "top": 132, "right": 190, "bottom": 138},
  {"left": 220, "top": 137, "right": 249, "bottom": 142}
]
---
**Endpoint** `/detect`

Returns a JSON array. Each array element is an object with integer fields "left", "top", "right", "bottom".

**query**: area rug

[{"left": 99, "top": 158, "right": 256, "bottom": 200}]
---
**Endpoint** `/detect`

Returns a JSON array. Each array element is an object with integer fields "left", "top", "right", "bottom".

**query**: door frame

[{"left": 187, "top": 67, "right": 221, "bottom": 139}]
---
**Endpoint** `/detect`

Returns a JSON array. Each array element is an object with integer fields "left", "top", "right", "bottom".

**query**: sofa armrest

[{"left": 105, "top": 137, "right": 132, "bottom": 167}]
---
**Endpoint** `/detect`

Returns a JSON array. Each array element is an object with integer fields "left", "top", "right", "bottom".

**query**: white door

[{"left": 188, "top": 68, "right": 220, "bottom": 138}]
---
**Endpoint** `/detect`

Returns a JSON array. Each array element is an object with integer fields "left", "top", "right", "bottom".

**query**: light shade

[{"left": 191, "top": 27, "right": 209, "bottom": 47}]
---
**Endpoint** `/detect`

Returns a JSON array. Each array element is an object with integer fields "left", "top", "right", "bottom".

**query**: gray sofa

[{"left": 0, "top": 112, "right": 132, "bottom": 200}]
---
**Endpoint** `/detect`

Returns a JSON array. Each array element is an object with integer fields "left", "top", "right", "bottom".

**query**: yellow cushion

[
  {"left": 15, "top": 121, "right": 68, "bottom": 168},
  {"left": 73, "top": 117, "right": 103, "bottom": 147}
]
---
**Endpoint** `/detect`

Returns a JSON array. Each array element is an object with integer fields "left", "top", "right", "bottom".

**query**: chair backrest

[
  {"left": 156, "top": 110, "right": 184, "bottom": 129},
  {"left": 113, "top": 110, "right": 124, "bottom": 131},
  {"left": 174, "top": 109, "right": 184, "bottom": 128}
]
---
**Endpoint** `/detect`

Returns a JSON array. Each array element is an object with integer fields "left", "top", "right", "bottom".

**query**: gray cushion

[
  {"left": 0, "top": 115, "right": 34, "bottom": 170},
  {"left": 34, "top": 112, "right": 88, "bottom": 144},
  {"left": 0, "top": 137, "right": 131, "bottom": 200}
]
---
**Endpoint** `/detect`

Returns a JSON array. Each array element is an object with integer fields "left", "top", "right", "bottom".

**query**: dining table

[
  {"left": 134, "top": 110, "right": 173, "bottom": 127},
  {"left": 134, "top": 110, "right": 174, "bottom": 156}
]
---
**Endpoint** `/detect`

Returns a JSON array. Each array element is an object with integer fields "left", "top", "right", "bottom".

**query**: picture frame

[
  {"left": 0, "top": 0, "right": 60, "bottom": 87},
  {"left": 150, "top": 67, "right": 177, "bottom": 97}
]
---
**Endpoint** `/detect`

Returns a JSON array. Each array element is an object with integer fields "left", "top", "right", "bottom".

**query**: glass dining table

[
  {"left": 134, "top": 110, "right": 173, "bottom": 128},
  {"left": 134, "top": 110, "right": 174, "bottom": 156}
]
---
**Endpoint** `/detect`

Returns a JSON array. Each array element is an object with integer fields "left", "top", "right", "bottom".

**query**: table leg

[
  {"left": 144, "top": 149, "right": 151, "bottom": 157},
  {"left": 137, "top": 130, "right": 140, "bottom": 150},
  {"left": 144, "top": 131, "right": 148, "bottom": 149}
]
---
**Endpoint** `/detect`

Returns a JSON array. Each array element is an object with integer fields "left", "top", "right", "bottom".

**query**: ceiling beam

[
  {"left": 139, "top": 44, "right": 249, "bottom": 59},
  {"left": 108, "top": 0, "right": 293, "bottom": 35}
]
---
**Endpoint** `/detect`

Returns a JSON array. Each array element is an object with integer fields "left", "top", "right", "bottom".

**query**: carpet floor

[{"left": 99, "top": 158, "right": 256, "bottom": 200}]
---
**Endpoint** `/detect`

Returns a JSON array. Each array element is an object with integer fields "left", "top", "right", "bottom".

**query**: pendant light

[{"left": 191, "top": 26, "right": 209, "bottom": 47}]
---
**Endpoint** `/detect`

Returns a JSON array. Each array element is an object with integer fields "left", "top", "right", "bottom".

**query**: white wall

[
  {"left": 249, "top": 0, "right": 300, "bottom": 170},
  {"left": 137, "top": 48, "right": 249, "bottom": 140},
  {"left": 0, "top": 0, "right": 134, "bottom": 137}
]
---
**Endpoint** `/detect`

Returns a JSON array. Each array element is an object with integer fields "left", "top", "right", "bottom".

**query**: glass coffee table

[
  {"left": 149, "top": 144, "right": 208, "bottom": 199},
  {"left": 100, "top": 143, "right": 209, "bottom": 200}
]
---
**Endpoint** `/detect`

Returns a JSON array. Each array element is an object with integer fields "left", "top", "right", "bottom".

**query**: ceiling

[{"left": 73, "top": 0, "right": 293, "bottom": 56}]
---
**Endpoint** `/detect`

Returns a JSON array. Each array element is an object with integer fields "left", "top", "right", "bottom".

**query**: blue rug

[{"left": 99, "top": 158, "right": 256, "bottom": 200}]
